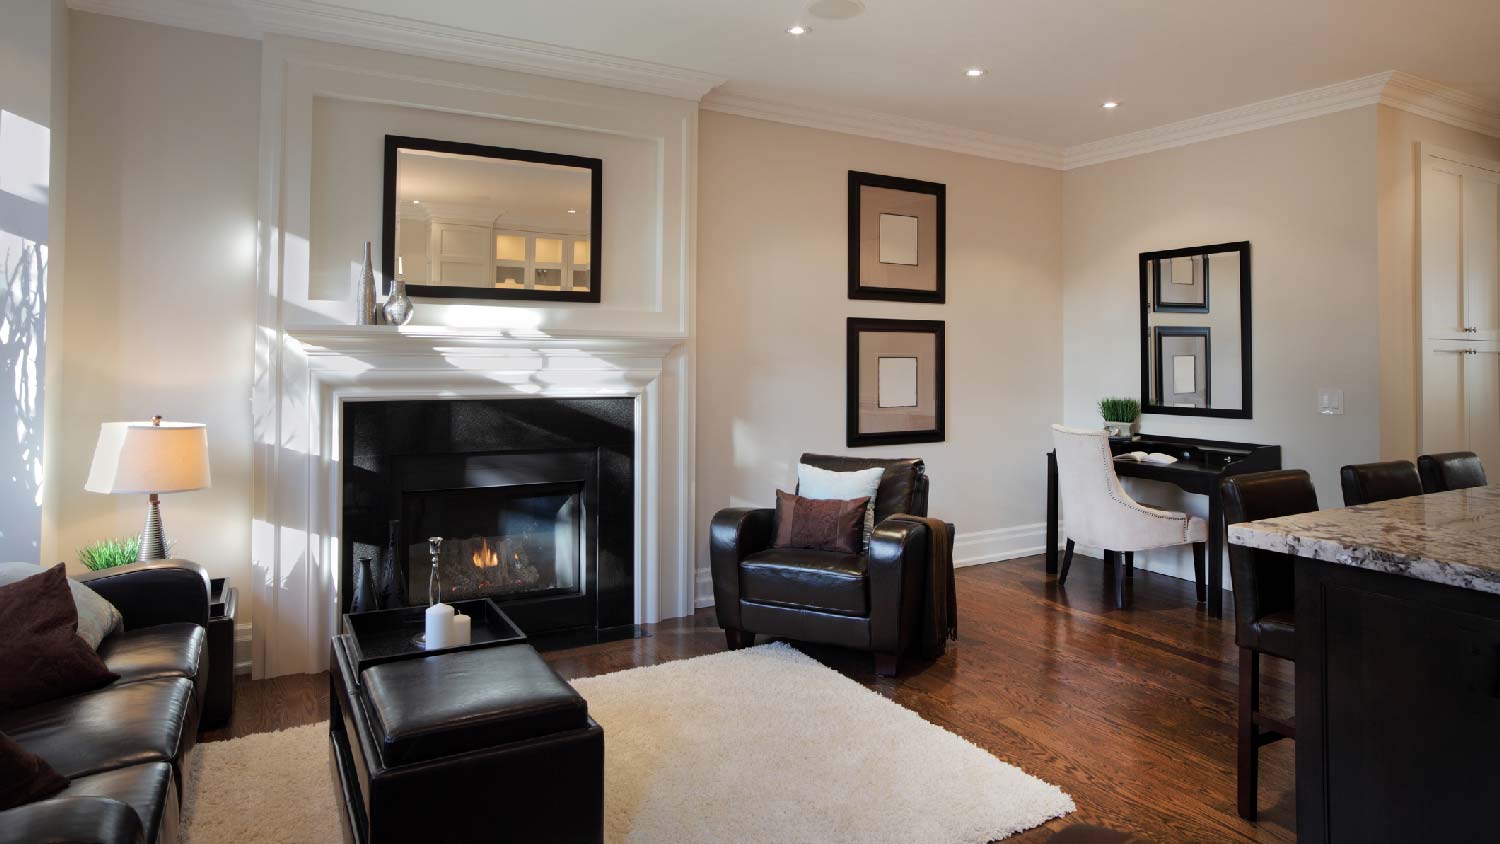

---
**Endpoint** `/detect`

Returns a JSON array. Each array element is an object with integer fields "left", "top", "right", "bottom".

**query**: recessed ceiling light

[
  {"left": 786, "top": 24, "right": 809, "bottom": 35},
  {"left": 567, "top": 209, "right": 577, "bottom": 214},
  {"left": 965, "top": 68, "right": 986, "bottom": 78},
  {"left": 1102, "top": 101, "right": 1120, "bottom": 109},
  {"left": 412, "top": 200, "right": 421, "bottom": 204}
]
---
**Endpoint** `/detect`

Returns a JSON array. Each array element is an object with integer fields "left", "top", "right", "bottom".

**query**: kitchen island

[{"left": 1229, "top": 484, "right": 1500, "bottom": 844}]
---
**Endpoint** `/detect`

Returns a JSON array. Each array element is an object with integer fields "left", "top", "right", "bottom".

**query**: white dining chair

[{"left": 1050, "top": 424, "right": 1207, "bottom": 608}]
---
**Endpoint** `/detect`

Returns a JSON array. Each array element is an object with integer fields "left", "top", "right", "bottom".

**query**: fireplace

[{"left": 342, "top": 398, "right": 634, "bottom": 638}]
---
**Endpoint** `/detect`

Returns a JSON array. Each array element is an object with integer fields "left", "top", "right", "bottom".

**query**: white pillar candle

[
  {"left": 451, "top": 612, "right": 472, "bottom": 646},
  {"left": 424, "top": 602, "right": 455, "bottom": 650}
]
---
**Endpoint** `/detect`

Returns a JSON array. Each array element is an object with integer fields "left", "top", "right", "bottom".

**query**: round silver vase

[{"left": 383, "top": 276, "right": 414, "bottom": 326}]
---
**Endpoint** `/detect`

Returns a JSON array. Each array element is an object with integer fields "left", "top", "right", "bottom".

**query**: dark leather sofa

[
  {"left": 710, "top": 454, "right": 954, "bottom": 676},
  {"left": 1, "top": 560, "right": 210, "bottom": 844}
]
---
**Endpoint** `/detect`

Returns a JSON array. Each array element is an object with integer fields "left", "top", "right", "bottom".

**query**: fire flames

[{"left": 472, "top": 538, "right": 500, "bottom": 569}]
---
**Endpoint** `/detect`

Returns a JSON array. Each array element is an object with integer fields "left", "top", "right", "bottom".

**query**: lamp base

[{"left": 138, "top": 494, "right": 169, "bottom": 561}]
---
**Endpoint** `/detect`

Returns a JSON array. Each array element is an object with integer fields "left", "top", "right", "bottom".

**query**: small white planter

[{"left": 1101, "top": 417, "right": 1140, "bottom": 437}]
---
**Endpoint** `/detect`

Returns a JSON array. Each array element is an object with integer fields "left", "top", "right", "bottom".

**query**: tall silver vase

[
  {"left": 382, "top": 274, "right": 414, "bottom": 326},
  {"left": 355, "top": 241, "right": 378, "bottom": 326}
]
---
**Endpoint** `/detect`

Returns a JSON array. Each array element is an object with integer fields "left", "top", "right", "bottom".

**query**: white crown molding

[
  {"left": 67, "top": 0, "right": 727, "bottom": 100},
  {"left": 701, "top": 90, "right": 1066, "bottom": 170},
  {"left": 1381, "top": 71, "right": 1500, "bottom": 139},
  {"left": 1062, "top": 72, "right": 1395, "bottom": 169}
]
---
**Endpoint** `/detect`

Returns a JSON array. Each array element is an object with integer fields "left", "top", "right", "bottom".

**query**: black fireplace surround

[{"left": 341, "top": 398, "right": 634, "bottom": 638}]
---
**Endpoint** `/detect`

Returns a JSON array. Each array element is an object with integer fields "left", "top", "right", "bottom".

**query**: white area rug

[{"left": 183, "top": 643, "right": 1072, "bottom": 843}]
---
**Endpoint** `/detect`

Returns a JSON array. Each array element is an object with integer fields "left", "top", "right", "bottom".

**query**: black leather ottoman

[{"left": 329, "top": 636, "right": 604, "bottom": 844}]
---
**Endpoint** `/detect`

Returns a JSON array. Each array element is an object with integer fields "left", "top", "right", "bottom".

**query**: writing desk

[{"left": 1045, "top": 433, "right": 1281, "bottom": 617}]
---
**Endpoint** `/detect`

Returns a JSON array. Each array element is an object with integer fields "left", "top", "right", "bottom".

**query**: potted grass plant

[
  {"left": 79, "top": 536, "right": 141, "bottom": 571},
  {"left": 1098, "top": 396, "right": 1141, "bottom": 437}
]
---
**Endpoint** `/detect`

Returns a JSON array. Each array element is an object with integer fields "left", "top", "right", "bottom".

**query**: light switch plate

[{"left": 1318, "top": 388, "right": 1344, "bottom": 415}]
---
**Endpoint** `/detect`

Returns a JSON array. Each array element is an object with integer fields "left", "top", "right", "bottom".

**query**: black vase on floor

[
  {"left": 375, "top": 520, "right": 408, "bottom": 609},
  {"left": 351, "top": 557, "right": 378, "bottom": 614}
]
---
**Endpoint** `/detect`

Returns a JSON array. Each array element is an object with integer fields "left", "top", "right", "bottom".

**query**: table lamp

[{"left": 85, "top": 416, "right": 211, "bottom": 562}]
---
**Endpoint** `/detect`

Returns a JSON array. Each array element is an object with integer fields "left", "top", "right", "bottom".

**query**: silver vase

[
  {"left": 355, "top": 241, "right": 378, "bottom": 326},
  {"left": 382, "top": 274, "right": 414, "bottom": 326}
]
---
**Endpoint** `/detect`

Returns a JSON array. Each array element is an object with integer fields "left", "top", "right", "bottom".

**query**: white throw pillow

[{"left": 796, "top": 464, "right": 885, "bottom": 552}]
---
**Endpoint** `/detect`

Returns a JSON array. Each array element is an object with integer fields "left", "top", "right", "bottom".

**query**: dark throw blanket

[{"left": 888, "top": 514, "right": 957, "bottom": 659}]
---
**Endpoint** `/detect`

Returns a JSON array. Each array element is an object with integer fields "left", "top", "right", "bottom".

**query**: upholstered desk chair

[
  {"left": 709, "top": 454, "right": 954, "bottom": 676},
  {"left": 1418, "top": 451, "right": 1488, "bottom": 493},
  {"left": 1339, "top": 460, "right": 1422, "bottom": 506},
  {"left": 1050, "top": 425, "right": 1207, "bottom": 609},
  {"left": 1220, "top": 469, "right": 1318, "bottom": 821}
]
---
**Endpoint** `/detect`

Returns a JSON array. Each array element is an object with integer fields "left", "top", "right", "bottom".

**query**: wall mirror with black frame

[
  {"left": 1139, "top": 241, "right": 1251, "bottom": 418},
  {"left": 382, "top": 135, "right": 603, "bottom": 304}
]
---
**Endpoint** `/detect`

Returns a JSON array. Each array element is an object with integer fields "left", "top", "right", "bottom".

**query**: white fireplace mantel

[{"left": 250, "top": 324, "right": 692, "bottom": 678}]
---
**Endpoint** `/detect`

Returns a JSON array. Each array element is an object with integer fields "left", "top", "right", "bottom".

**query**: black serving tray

[{"left": 340, "top": 598, "right": 527, "bottom": 679}]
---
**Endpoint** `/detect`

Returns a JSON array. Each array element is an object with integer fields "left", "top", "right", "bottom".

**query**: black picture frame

[
  {"left": 1151, "top": 254, "right": 1210, "bottom": 313},
  {"left": 848, "top": 171, "right": 946, "bottom": 303},
  {"left": 382, "top": 135, "right": 603, "bottom": 304},
  {"left": 1153, "top": 326, "right": 1211, "bottom": 408},
  {"left": 1138, "top": 241, "right": 1251, "bottom": 419},
  {"left": 847, "top": 318, "right": 946, "bottom": 448}
]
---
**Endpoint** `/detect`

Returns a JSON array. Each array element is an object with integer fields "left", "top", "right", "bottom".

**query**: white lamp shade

[{"left": 85, "top": 421, "right": 211, "bottom": 495}]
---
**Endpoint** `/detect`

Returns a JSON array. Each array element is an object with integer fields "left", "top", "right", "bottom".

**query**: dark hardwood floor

[{"left": 201, "top": 553, "right": 1294, "bottom": 843}]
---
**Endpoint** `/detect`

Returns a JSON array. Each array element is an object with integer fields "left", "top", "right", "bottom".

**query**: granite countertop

[{"left": 1228, "top": 484, "right": 1500, "bottom": 595}]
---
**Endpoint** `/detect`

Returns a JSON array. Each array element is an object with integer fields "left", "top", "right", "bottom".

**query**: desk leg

[
  {"left": 1208, "top": 488, "right": 1224, "bottom": 618},
  {"left": 1046, "top": 450, "right": 1058, "bottom": 575}
]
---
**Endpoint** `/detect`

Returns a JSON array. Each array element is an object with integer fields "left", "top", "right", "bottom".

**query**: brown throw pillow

[
  {"left": 0, "top": 563, "right": 119, "bottom": 711},
  {"left": 0, "top": 730, "right": 69, "bottom": 809},
  {"left": 772, "top": 490, "right": 870, "bottom": 554}
]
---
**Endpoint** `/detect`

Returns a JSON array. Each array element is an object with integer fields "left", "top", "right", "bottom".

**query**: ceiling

[{"left": 307, "top": 0, "right": 1500, "bottom": 147}]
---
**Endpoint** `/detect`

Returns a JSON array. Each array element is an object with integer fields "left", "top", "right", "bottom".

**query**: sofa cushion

[
  {"left": 99, "top": 624, "right": 205, "bottom": 686},
  {"left": 0, "top": 678, "right": 193, "bottom": 781},
  {"left": 0, "top": 730, "right": 69, "bottom": 810},
  {"left": 772, "top": 490, "right": 869, "bottom": 554},
  {"left": 58, "top": 762, "right": 176, "bottom": 844},
  {"left": 740, "top": 548, "right": 868, "bottom": 616},
  {"left": 0, "top": 563, "right": 120, "bottom": 710},
  {"left": 0, "top": 562, "right": 123, "bottom": 650},
  {"left": 0, "top": 796, "right": 145, "bottom": 844},
  {"left": 363, "top": 645, "right": 589, "bottom": 767}
]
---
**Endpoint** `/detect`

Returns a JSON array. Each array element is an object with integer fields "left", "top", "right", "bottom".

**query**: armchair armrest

[
  {"left": 0, "top": 797, "right": 145, "bottom": 844},
  {"left": 866, "top": 518, "right": 956, "bottom": 654},
  {"left": 76, "top": 558, "right": 210, "bottom": 632},
  {"left": 708, "top": 507, "right": 775, "bottom": 630}
]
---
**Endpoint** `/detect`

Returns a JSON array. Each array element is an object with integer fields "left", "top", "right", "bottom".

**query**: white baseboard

[
  {"left": 952, "top": 522, "right": 1050, "bottom": 568},
  {"left": 234, "top": 622, "right": 252, "bottom": 675}
]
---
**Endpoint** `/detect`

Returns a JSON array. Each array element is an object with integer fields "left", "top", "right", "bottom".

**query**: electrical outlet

[{"left": 1318, "top": 388, "right": 1344, "bottom": 416}]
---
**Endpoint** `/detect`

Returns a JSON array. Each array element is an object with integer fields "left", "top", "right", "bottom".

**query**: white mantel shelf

[{"left": 285, "top": 325, "right": 687, "bottom": 358}]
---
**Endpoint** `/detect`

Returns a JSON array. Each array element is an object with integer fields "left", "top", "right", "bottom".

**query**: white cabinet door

[
  {"left": 1422, "top": 149, "right": 1500, "bottom": 341},
  {"left": 1468, "top": 348, "right": 1500, "bottom": 471}
]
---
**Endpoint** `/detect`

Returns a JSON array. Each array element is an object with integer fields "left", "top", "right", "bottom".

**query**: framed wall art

[
  {"left": 848, "top": 171, "right": 946, "bottom": 303},
  {"left": 1152, "top": 326, "right": 1211, "bottom": 409},
  {"left": 847, "top": 318, "right": 946, "bottom": 447}
]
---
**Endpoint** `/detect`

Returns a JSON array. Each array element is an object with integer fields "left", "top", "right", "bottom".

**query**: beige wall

[
  {"left": 1062, "top": 107, "right": 1381, "bottom": 578},
  {"left": 56, "top": 13, "right": 260, "bottom": 616},
  {"left": 1376, "top": 105, "right": 1500, "bottom": 461},
  {"left": 696, "top": 111, "right": 1064, "bottom": 583}
]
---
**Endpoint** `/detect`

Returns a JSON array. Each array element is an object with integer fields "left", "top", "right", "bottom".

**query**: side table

[{"left": 202, "top": 577, "right": 237, "bottom": 729}]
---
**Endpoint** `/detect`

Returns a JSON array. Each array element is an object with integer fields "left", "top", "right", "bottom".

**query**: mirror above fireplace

[{"left": 382, "top": 134, "right": 603, "bottom": 304}]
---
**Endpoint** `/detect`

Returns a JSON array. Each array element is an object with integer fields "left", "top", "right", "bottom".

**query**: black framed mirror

[
  {"left": 382, "top": 135, "right": 603, "bottom": 303},
  {"left": 1139, "top": 241, "right": 1251, "bottom": 419}
]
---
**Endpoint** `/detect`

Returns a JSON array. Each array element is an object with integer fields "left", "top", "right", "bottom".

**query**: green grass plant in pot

[{"left": 1098, "top": 396, "right": 1141, "bottom": 437}]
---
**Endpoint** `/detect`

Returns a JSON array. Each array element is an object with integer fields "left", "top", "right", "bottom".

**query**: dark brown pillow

[
  {"left": 0, "top": 563, "right": 119, "bottom": 711},
  {"left": 0, "top": 730, "right": 69, "bottom": 809},
  {"left": 772, "top": 490, "right": 870, "bottom": 554}
]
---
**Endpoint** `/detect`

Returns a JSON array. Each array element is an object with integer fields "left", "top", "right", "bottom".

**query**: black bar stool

[
  {"left": 1417, "top": 451, "right": 1488, "bottom": 493},
  {"left": 1221, "top": 469, "right": 1317, "bottom": 821},
  {"left": 1339, "top": 460, "right": 1422, "bottom": 506}
]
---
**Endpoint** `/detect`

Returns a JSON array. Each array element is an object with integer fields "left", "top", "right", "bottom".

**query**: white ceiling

[{"left": 310, "top": 0, "right": 1500, "bottom": 147}]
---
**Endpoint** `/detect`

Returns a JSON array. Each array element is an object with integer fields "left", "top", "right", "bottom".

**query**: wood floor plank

[{"left": 201, "top": 553, "right": 1295, "bottom": 842}]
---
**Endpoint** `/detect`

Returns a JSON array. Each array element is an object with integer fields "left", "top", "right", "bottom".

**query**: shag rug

[{"left": 183, "top": 643, "right": 1072, "bottom": 843}]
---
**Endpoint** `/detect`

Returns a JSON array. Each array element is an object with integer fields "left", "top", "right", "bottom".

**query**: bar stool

[
  {"left": 1417, "top": 451, "right": 1488, "bottom": 493},
  {"left": 1221, "top": 469, "right": 1317, "bottom": 821},
  {"left": 1339, "top": 460, "right": 1422, "bottom": 506}
]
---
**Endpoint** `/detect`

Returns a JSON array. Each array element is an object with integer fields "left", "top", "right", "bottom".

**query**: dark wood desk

[{"left": 1045, "top": 433, "right": 1281, "bottom": 618}]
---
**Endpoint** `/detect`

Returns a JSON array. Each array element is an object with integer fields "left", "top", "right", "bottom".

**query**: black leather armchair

[
  {"left": 710, "top": 454, "right": 953, "bottom": 676},
  {"left": 1, "top": 559, "right": 209, "bottom": 844}
]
